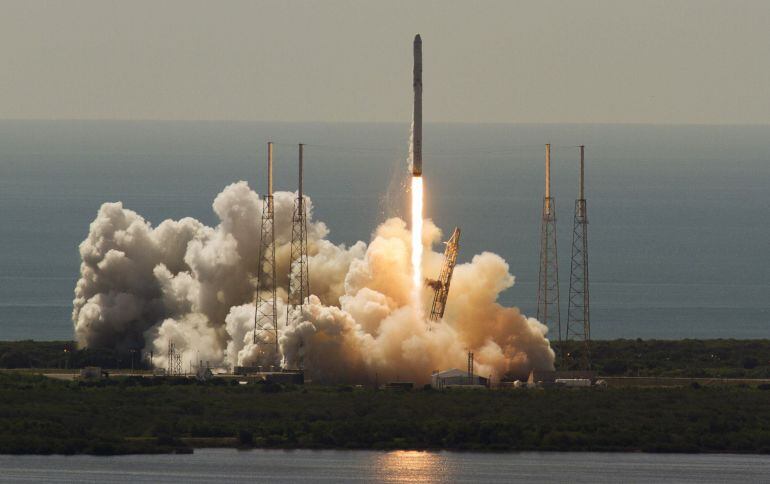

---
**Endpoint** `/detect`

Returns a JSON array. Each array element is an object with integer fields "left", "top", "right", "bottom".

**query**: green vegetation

[
  {"left": 2, "top": 339, "right": 770, "bottom": 455},
  {"left": 4, "top": 339, "right": 769, "bottom": 377},
  {"left": 2, "top": 372, "right": 770, "bottom": 455},
  {"left": 0, "top": 340, "right": 149, "bottom": 370},
  {"left": 555, "top": 339, "right": 770, "bottom": 378}
]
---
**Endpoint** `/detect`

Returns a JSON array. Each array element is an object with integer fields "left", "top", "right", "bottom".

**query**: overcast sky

[{"left": 2, "top": 0, "right": 769, "bottom": 124}]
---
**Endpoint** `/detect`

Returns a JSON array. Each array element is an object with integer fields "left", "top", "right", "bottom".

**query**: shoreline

[{"left": 5, "top": 440, "right": 770, "bottom": 457}]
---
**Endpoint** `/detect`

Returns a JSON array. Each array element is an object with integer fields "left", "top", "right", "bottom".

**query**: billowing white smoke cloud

[{"left": 73, "top": 181, "right": 554, "bottom": 383}]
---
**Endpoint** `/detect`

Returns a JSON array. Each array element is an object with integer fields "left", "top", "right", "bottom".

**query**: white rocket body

[{"left": 412, "top": 34, "right": 422, "bottom": 176}]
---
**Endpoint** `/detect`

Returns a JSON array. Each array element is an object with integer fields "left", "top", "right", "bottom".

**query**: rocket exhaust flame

[{"left": 411, "top": 175, "right": 423, "bottom": 307}]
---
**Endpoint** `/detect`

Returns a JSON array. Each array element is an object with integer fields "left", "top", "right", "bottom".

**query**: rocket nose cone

[{"left": 414, "top": 34, "right": 422, "bottom": 43}]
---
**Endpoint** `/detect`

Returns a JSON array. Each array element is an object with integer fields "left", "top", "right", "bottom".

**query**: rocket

[{"left": 412, "top": 34, "right": 422, "bottom": 176}]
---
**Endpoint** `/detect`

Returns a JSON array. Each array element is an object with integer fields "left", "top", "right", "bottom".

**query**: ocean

[{"left": 1, "top": 120, "right": 769, "bottom": 341}]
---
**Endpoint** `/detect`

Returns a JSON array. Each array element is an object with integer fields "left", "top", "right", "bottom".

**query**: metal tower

[
  {"left": 426, "top": 227, "right": 461, "bottom": 322},
  {"left": 537, "top": 144, "right": 563, "bottom": 362},
  {"left": 286, "top": 144, "right": 311, "bottom": 369},
  {"left": 167, "top": 341, "right": 182, "bottom": 376},
  {"left": 253, "top": 142, "right": 280, "bottom": 368},
  {"left": 467, "top": 351, "right": 474, "bottom": 384},
  {"left": 566, "top": 145, "right": 591, "bottom": 370},
  {"left": 287, "top": 144, "right": 310, "bottom": 313}
]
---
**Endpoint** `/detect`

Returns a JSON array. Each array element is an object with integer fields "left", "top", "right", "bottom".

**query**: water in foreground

[{"left": 0, "top": 448, "right": 768, "bottom": 483}]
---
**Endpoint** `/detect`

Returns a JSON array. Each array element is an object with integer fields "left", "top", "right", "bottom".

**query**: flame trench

[{"left": 411, "top": 175, "right": 423, "bottom": 309}]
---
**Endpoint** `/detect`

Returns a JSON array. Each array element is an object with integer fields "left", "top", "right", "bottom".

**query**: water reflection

[
  {"left": 371, "top": 450, "right": 452, "bottom": 483},
  {"left": 2, "top": 449, "right": 770, "bottom": 483}
]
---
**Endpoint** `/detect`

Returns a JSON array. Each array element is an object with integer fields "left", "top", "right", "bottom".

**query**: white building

[{"left": 431, "top": 368, "right": 488, "bottom": 389}]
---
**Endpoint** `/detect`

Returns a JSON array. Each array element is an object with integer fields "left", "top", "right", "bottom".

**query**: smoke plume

[{"left": 73, "top": 181, "right": 554, "bottom": 383}]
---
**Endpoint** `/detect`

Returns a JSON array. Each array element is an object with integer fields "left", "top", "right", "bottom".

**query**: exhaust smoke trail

[{"left": 72, "top": 182, "right": 555, "bottom": 384}]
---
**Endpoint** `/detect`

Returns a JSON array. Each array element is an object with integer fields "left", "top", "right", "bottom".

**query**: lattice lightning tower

[
  {"left": 167, "top": 341, "right": 182, "bottom": 376},
  {"left": 566, "top": 145, "right": 591, "bottom": 370},
  {"left": 467, "top": 351, "right": 474, "bottom": 384},
  {"left": 287, "top": 143, "right": 310, "bottom": 313},
  {"left": 537, "top": 144, "right": 563, "bottom": 363},
  {"left": 286, "top": 144, "right": 311, "bottom": 369},
  {"left": 253, "top": 142, "right": 279, "bottom": 368}
]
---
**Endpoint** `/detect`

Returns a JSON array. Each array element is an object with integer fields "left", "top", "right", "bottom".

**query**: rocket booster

[{"left": 412, "top": 34, "right": 422, "bottom": 176}]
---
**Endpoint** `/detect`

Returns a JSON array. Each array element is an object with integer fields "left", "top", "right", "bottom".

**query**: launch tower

[
  {"left": 537, "top": 144, "right": 563, "bottom": 362},
  {"left": 254, "top": 142, "right": 280, "bottom": 368},
  {"left": 467, "top": 351, "right": 474, "bottom": 385},
  {"left": 426, "top": 227, "right": 461, "bottom": 322},
  {"left": 566, "top": 145, "right": 591, "bottom": 369},
  {"left": 167, "top": 341, "right": 182, "bottom": 376},
  {"left": 286, "top": 144, "right": 311, "bottom": 369}
]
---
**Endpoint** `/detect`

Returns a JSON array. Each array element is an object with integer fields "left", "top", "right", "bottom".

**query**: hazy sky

[{"left": 2, "top": 0, "right": 769, "bottom": 124}]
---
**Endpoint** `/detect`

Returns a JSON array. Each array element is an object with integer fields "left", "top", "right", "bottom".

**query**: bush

[
  {"left": 238, "top": 430, "right": 254, "bottom": 446},
  {"left": 0, "top": 351, "right": 31, "bottom": 369},
  {"left": 156, "top": 435, "right": 178, "bottom": 446},
  {"left": 743, "top": 357, "right": 760, "bottom": 369},
  {"left": 602, "top": 360, "right": 628, "bottom": 375},
  {"left": 259, "top": 382, "right": 282, "bottom": 393}
]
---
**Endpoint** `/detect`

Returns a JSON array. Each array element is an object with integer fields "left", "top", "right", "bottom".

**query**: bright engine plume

[{"left": 411, "top": 176, "right": 423, "bottom": 306}]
